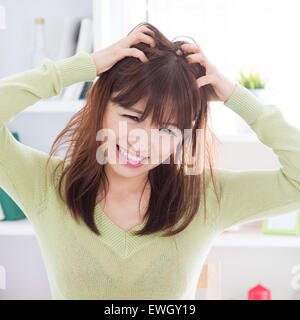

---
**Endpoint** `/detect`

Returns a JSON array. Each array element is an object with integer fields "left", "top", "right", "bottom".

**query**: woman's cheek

[{"left": 159, "top": 136, "right": 177, "bottom": 160}]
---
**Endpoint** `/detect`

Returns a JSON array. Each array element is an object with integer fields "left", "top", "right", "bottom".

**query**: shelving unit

[
  {"left": 2, "top": 218, "right": 300, "bottom": 248},
  {"left": 23, "top": 97, "right": 86, "bottom": 113},
  {"left": 0, "top": 219, "right": 34, "bottom": 236},
  {"left": 213, "top": 222, "right": 300, "bottom": 248},
  {"left": 20, "top": 96, "right": 259, "bottom": 142},
  {"left": 0, "top": 0, "right": 94, "bottom": 78}
]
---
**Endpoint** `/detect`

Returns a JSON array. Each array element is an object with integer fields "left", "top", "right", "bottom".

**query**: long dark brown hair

[{"left": 46, "top": 22, "right": 223, "bottom": 237}]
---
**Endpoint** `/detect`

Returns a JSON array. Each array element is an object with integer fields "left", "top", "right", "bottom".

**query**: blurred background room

[{"left": 0, "top": 0, "right": 300, "bottom": 300}]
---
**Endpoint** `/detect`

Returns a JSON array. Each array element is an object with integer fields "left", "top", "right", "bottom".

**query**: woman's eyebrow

[
  {"left": 120, "top": 106, "right": 178, "bottom": 127},
  {"left": 127, "top": 106, "right": 144, "bottom": 115},
  {"left": 161, "top": 121, "right": 178, "bottom": 128}
]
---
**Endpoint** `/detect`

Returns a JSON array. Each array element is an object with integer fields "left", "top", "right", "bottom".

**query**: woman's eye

[
  {"left": 122, "top": 115, "right": 176, "bottom": 136},
  {"left": 159, "top": 128, "right": 177, "bottom": 136},
  {"left": 122, "top": 115, "right": 140, "bottom": 122}
]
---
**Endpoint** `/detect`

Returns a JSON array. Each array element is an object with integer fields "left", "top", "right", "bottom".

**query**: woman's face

[{"left": 99, "top": 96, "right": 182, "bottom": 179}]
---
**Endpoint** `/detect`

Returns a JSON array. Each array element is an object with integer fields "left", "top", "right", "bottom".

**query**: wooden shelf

[
  {"left": 1, "top": 219, "right": 300, "bottom": 248},
  {"left": 0, "top": 219, "right": 34, "bottom": 236},
  {"left": 23, "top": 97, "right": 86, "bottom": 113},
  {"left": 21, "top": 99, "right": 259, "bottom": 142},
  {"left": 213, "top": 221, "right": 300, "bottom": 248}
]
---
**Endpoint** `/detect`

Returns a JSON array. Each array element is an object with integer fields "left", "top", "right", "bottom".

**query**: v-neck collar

[
  {"left": 93, "top": 203, "right": 161, "bottom": 259},
  {"left": 94, "top": 203, "right": 147, "bottom": 234}
]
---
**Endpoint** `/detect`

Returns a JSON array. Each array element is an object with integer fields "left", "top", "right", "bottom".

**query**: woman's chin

[{"left": 105, "top": 161, "right": 148, "bottom": 178}]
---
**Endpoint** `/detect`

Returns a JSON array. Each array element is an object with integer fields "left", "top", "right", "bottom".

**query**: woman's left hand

[{"left": 180, "top": 43, "right": 237, "bottom": 103}]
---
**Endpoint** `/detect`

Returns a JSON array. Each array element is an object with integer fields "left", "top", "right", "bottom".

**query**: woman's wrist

[
  {"left": 90, "top": 53, "right": 99, "bottom": 75},
  {"left": 217, "top": 73, "right": 237, "bottom": 103}
]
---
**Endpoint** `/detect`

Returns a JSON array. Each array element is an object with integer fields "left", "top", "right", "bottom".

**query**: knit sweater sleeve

[
  {"left": 0, "top": 52, "right": 97, "bottom": 222},
  {"left": 215, "top": 83, "right": 300, "bottom": 232}
]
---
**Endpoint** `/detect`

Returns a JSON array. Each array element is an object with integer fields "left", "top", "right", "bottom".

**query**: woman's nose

[
  {"left": 127, "top": 131, "right": 150, "bottom": 157},
  {"left": 127, "top": 142, "right": 149, "bottom": 158}
]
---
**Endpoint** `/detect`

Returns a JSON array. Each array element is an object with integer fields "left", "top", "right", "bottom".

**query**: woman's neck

[{"left": 99, "top": 164, "right": 150, "bottom": 201}]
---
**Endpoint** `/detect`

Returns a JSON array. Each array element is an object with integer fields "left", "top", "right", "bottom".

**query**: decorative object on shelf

[
  {"left": 56, "top": 16, "right": 83, "bottom": 101},
  {"left": 79, "top": 81, "right": 94, "bottom": 99},
  {"left": 61, "top": 17, "right": 94, "bottom": 101},
  {"left": 0, "top": 5, "right": 6, "bottom": 30},
  {"left": 238, "top": 69, "right": 267, "bottom": 90},
  {"left": 196, "top": 260, "right": 221, "bottom": 300},
  {"left": 30, "top": 18, "right": 48, "bottom": 69},
  {"left": 0, "top": 201, "right": 5, "bottom": 220},
  {"left": 0, "top": 132, "right": 26, "bottom": 221},
  {"left": 235, "top": 69, "right": 268, "bottom": 133},
  {"left": 57, "top": 16, "right": 82, "bottom": 61},
  {"left": 262, "top": 211, "right": 300, "bottom": 236},
  {"left": 248, "top": 283, "right": 271, "bottom": 300}
]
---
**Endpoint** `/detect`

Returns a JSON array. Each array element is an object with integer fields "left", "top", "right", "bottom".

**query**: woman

[{"left": 0, "top": 22, "right": 299, "bottom": 300}]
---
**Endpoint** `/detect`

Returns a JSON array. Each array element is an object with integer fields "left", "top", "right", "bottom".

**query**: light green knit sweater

[{"left": 0, "top": 52, "right": 300, "bottom": 300}]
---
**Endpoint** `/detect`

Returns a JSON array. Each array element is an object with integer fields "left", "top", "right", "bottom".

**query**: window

[{"left": 105, "top": 0, "right": 300, "bottom": 131}]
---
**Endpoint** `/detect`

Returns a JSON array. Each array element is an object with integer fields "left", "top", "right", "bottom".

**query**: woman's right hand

[{"left": 90, "top": 25, "right": 156, "bottom": 76}]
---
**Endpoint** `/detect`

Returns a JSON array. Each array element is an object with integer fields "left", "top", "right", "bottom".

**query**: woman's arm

[
  {"left": 0, "top": 52, "right": 97, "bottom": 222},
  {"left": 215, "top": 84, "right": 300, "bottom": 232},
  {"left": 0, "top": 52, "right": 96, "bottom": 123},
  {"left": 179, "top": 42, "right": 300, "bottom": 232},
  {"left": 0, "top": 25, "right": 156, "bottom": 224}
]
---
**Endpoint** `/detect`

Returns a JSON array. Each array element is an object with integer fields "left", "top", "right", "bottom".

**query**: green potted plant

[
  {"left": 234, "top": 69, "right": 268, "bottom": 134},
  {"left": 237, "top": 69, "right": 268, "bottom": 100}
]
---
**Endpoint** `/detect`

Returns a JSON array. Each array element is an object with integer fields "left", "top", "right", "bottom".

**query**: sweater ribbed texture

[{"left": 0, "top": 51, "right": 299, "bottom": 299}]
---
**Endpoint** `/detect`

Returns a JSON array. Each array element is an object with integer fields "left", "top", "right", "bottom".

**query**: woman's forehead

[{"left": 110, "top": 91, "right": 193, "bottom": 130}]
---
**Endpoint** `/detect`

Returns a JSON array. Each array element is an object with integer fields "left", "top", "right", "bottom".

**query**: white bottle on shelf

[{"left": 30, "top": 18, "right": 48, "bottom": 69}]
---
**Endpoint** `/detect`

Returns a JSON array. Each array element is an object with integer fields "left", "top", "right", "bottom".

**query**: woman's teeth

[{"left": 118, "top": 145, "right": 146, "bottom": 163}]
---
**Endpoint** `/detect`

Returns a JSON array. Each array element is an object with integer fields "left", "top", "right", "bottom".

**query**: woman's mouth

[{"left": 116, "top": 144, "right": 148, "bottom": 168}]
